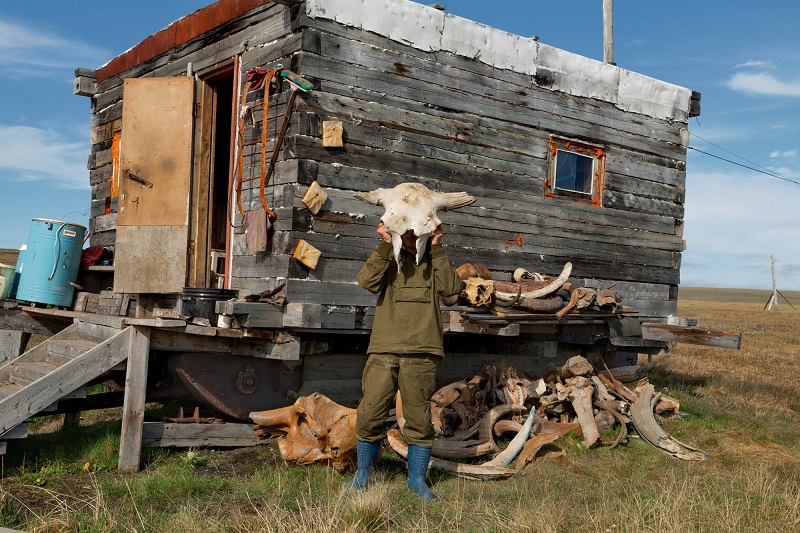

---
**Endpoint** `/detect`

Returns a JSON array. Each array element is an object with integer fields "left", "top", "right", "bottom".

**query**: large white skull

[{"left": 354, "top": 183, "right": 475, "bottom": 265}]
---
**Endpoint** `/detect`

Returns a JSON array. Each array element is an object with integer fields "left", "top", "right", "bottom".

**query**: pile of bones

[{"left": 250, "top": 355, "right": 708, "bottom": 479}]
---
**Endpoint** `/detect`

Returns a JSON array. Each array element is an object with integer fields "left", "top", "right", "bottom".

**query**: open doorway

[{"left": 190, "top": 65, "right": 236, "bottom": 289}]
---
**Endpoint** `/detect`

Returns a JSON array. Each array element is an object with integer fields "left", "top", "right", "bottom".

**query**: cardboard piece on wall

[
  {"left": 293, "top": 239, "right": 322, "bottom": 270},
  {"left": 322, "top": 120, "right": 343, "bottom": 147},
  {"left": 301, "top": 181, "right": 329, "bottom": 215}
]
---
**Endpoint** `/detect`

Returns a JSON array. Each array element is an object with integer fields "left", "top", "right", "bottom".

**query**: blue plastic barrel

[{"left": 15, "top": 219, "right": 87, "bottom": 307}]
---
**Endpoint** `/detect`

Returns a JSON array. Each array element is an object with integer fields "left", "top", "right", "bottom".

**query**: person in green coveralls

[{"left": 347, "top": 221, "right": 463, "bottom": 500}]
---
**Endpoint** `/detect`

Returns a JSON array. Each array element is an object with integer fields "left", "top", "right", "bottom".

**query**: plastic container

[
  {"left": 180, "top": 287, "right": 238, "bottom": 322},
  {"left": 0, "top": 263, "right": 14, "bottom": 301},
  {"left": 7, "top": 244, "right": 26, "bottom": 299},
  {"left": 15, "top": 219, "right": 87, "bottom": 307}
]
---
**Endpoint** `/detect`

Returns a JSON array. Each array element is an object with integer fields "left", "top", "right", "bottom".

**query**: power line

[
  {"left": 690, "top": 133, "right": 777, "bottom": 174},
  {"left": 687, "top": 146, "right": 800, "bottom": 186}
]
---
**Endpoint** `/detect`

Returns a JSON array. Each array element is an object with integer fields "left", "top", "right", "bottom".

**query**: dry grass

[{"left": 1, "top": 287, "right": 798, "bottom": 532}]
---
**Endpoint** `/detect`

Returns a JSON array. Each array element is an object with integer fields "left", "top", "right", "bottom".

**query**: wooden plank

[
  {"left": 141, "top": 422, "right": 259, "bottom": 448},
  {"left": 0, "top": 309, "right": 72, "bottom": 337},
  {"left": 285, "top": 279, "right": 376, "bottom": 307},
  {"left": 308, "top": 29, "right": 685, "bottom": 149},
  {"left": 640, "top": 322, "right": 742, "bottom": 350},
  {"left": 150, "top": 329, "right": 299, "bottom": 360},
  {"left": 0, "top": 330, "right": 31, "bottom": 366},
  {"left": 118, "top": 326, "right": 150, "bottom": 472},
  {"left": 296, "top": 51, "right": 686, "bottom": 161},
  {"left": 0, "top": 423, "right": 28, "bottom": 440},
  {"left": 215, "top": 301, "right": 285, "bottom": 328},
  {"left": 114, "top": 225, "right": 189, "bottom": 294}
]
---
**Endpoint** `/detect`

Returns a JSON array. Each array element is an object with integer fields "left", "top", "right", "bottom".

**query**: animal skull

[
  {"left": 249, "top": 393, "right": 357, "bottom": 473},
  {"left": 354, "top": 183, "right": 475, "bottom": 265}
]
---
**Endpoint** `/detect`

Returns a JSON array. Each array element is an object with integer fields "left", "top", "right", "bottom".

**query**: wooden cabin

[{"left": 0, "top": 0, "right": 739, "bottom": 468}]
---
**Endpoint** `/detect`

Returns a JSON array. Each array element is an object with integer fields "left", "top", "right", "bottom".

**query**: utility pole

[
  {"left": 603, "top": 0, "right": 615, "bottom": 65},
  {"left": 767, "top": 255, "right": 778, "bottom": 310}
]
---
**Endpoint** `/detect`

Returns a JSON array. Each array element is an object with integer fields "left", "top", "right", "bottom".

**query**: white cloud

[
  {"left": 769, "top": 149, "right": 798, "bottom": 159},
  {"left": 0, "top": 125, "right": 89, "bottom": 190},
  {"left": 734, "top": 60, "right": 775, "bottom": 70},
  {"left": 0, "top": 20, "right": 107, "bottom": 78},
  {"left": 681, "top": 168, "right": 800, "bottom": 289},
  {"left": 727, "top": 72, "right": 800, "bottom": 97}
]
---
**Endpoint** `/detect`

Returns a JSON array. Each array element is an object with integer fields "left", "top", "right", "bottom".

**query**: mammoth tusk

[
  {"left": 495, "top": 262, "right": 572, "bottom": 301},
  {"left": 387, "top": 429, "right": 516, "bottom": 480},
  {"left": 432, "top": 439, "right": 496, "bottom": 459},
  {"left": 479, "top": 404, "right": 527, "bottom": 453},
  {"left": 493, "top": 283, "right": 522, "bottom": 308},
  {"left": 484, "top": 409, "right": 536, "bottom": 467},
  {"left": 630, "top": 384, "right": 708, "bottom": 461}
]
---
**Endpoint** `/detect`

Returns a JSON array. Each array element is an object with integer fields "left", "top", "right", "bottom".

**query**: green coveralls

[{"left": 355, "top": 240, "right": 463, "bottom": 446}]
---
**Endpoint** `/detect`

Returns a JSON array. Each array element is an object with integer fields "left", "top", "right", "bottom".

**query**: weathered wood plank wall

[{"left": 86, "top": 3, "right": 688, "bottom": 322}]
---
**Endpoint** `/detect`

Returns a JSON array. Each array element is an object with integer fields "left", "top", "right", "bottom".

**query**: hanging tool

[{"left": 234, "top": 65, "right": 313, "bottom": 217}]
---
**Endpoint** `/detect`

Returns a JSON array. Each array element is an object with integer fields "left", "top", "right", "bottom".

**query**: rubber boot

[
  {"left": 346, "top": 440, "right": 381, "bottom": 491},
  {"left": 406, "top": 444, "right": 436, "bottom": 501}
]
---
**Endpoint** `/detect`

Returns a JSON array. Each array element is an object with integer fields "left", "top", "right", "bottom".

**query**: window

[{"left": 545, "top": 136, "right": 605, "bottom": 206}]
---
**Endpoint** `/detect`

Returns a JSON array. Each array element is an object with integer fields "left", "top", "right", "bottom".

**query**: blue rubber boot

[
  {"left": 406, "top": 445, "right": 436, "bottom": 501},
  {"left": 346, "top": 440, "right": 381, "bottom": 491}
]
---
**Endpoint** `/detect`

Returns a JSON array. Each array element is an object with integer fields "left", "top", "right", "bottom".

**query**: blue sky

[{"left": 0, "top": 1, "right": 798, "bottom": 290}]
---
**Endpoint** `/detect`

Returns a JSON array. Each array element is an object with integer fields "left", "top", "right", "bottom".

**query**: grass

[{"left": 0, "top": 287, "right": 799, "bottom": 532}]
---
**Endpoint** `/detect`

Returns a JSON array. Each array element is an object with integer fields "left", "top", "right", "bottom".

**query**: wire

[
  {"left": 687, "top": 146, "right": 800, "bottom": 185},
  {"left": 690, "top": 133, "right": 776, "bottom": 174}
]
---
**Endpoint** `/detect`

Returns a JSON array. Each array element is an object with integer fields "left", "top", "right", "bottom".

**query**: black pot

[{"left": 180, "top": 287, "right": 238, "bottom": 322}]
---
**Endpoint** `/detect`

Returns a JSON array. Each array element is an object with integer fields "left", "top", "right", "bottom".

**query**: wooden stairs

[{"left": 0, "top": 320, "right": 132, "bottom": 452}]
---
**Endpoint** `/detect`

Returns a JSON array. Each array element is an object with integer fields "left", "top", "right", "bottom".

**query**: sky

[{"left": 0, "top": 0, "right": 798, "bottom": 291}]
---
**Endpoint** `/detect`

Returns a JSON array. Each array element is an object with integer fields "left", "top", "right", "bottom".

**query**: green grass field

[{"left": 0, "top": 288, "right": 798, "bottom": 532}]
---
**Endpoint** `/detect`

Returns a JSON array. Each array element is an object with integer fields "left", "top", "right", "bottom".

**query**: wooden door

[{"left": 114, "top": 77, "right": 195, "bottom": 294}]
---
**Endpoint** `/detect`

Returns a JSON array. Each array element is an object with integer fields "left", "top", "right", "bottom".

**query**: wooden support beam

[
  {"left": 118, "top": 326, "right": 151, "bottom": 472},
  {"left": 141, "top": 422, "right": 260, "bottom": 448},
  {"left": 641, "top": 322, "right": 742, "bottom": 350}
]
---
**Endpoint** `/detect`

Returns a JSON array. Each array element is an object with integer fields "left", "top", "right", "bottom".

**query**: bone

[
  {"left": 566, "top": 376, "right": 600, "bottom": 449},
  {"left": 249, "top": 393, "right": 357, "bottom": 473},
  {"left": 354, "top": 182, "right": 475, "bottom": 266},
  {"left": 494, "top": 262, "right": 572, "bottom": 301},
  {"left": 387, "top": 429, "right": 516, "bottom": 480}
]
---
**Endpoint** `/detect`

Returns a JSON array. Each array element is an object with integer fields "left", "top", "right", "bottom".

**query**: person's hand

[
  {"left": 431, "top": 225, "right": 443, "bottom": 245},
  {"left": 377, "top": 221, "right": 392, "bottom": 243}
]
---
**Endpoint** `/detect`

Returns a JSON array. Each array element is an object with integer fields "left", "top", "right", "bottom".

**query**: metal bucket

[
  {"left": 15, "top": 219, "right": 87, "bottom": 307},
  {"left": 180, "top": 287, "right": 238, "bottom": 322}
]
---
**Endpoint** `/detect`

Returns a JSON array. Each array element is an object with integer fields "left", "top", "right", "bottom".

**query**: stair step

[
  {"left": 10, "top": 361, "right": 59, "bottom": 383},
  {"left": 46, "top": 339, "right": 98, "bottom": 365},
  {"left": 0, "top": 381, "right": 25, "bottom": 400}
]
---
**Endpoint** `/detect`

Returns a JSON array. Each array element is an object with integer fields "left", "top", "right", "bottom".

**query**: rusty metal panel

[
  {"left": 96, "top": 0, "right": 272, "bottom": 82},
  {"left": 118, "top": 77, "right": 194, "bottom": 227}
]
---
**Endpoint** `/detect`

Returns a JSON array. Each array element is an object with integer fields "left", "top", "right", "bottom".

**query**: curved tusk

[
  {"left": 630, "top": 384, "right": 708, "bottom": 461},
  {"left": 387, "top": 429, "right": 516, "bottom": 480},
  {"left": 496, "top": 262, "right": 572, "bottom": 300},
  {"left": 479, "top": 404, "right": 526, "bottom": 453},
  {"left": 484, "top": 409, "right": 536, "bottom": 467},
  {"left": 493, "top": 283, "right": 521, "bottom": 308},
  {"left": 432, "top": 439, "right": 496, "bottom": 459}
]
